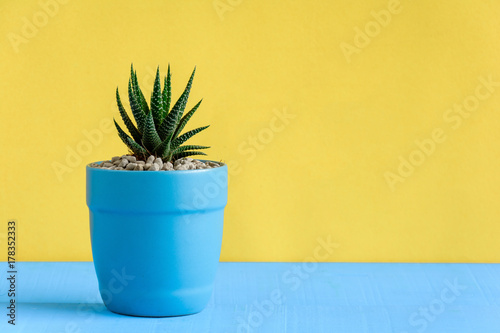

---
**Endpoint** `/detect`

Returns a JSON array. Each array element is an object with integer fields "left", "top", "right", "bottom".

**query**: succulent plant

[{"left": 114, "top": 64, "right": 210, "bottom": 162}]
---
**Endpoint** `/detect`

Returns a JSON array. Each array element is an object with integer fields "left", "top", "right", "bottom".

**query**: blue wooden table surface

[{"left": 1, "top": 262, "right": 499, "bottom": 332}]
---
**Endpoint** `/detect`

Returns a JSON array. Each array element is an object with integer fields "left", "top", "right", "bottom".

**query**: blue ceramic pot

[{"left": 86, "top": 162, "right": 227, "bottom": 317}]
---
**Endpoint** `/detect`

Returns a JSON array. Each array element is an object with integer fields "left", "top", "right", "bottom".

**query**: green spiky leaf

[
  {"left": 157, "top": 67, "right": 195, "bottom": 141},
  {"left": 174, "top": 145, "right": 210, "bottom": 154},
  {"left": 131, "top": 65, "right": 149, "bottom": 114},
  {"left": 128, "top": 79, "right": 146, "bottom": 132},
  {"left": 172, "top": 151, "right": 207, "bottom": 160},
  {"left": 155, "top": 137, "right": 171, "bottom": 159},
  {"left": 114, "top": 119, "right": 148, "bottom": 158},
  {"left": 116, "top": 88, "right": 142, "bottom": 143},
  {"left": 162, "top": 64, "right": 171, "bottom": 118},
  {"left": 171, "top": 125, "right": 209, "bottom": 150},
  {"left": 173, "top": 99, "right": 202, "bottom": 139},
  {"left": 150, "top": 67, "right": 164, "bottom": 126},
  {"left": 141, "top": 110, "right": 162, "bottom": 153}
]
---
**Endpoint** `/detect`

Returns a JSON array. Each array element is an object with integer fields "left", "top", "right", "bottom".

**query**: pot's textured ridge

[{"left": 86, "top": 163, "right": 228, "bottom": 317}]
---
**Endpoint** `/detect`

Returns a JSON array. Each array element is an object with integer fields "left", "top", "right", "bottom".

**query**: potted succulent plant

[{"left": 86, "top": 64, "right": 228, "bottom": 317}]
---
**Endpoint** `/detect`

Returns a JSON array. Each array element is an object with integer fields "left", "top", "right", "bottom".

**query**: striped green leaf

[
  {"left": 114, "top": 119, "right": 148, "bottom": 158},
  {"left": 116, "top": 88, "right": 142, "bottom": 143},
  {"left": 162, "top": 64, "right": 171, "bottom": 118},
  {"left": 171, "top": 125, "right": 209, "bottom": 150},
  {"left": 173, "top": 145, "right": 210, "bottom": 154},
  {"left": 173, "top": 99, "right": 202, "bottom": 139},
  {"left": 141, "top": 110, "right": 162, "bottom": 152},
  {"left": 150, "top": 67, "right": 164, "bottom": 127},
  {"left": 157, "top": 67, "right": 195, "bottom": 141},
  {"left": 173, "top": 151, "right": 207, "bottom": 160},
  {"left": 155, "top": 137, "right": 172, "bottom": 160},
  {"left": 128, "top": 79, "right": 146, "bottom": 133},
  {"left": 131, "top": 65, "right": 149, "bottom": 114}
]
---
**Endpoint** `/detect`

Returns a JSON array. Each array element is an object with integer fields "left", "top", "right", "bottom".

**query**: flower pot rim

[{"left": 86, "top": 159, "right": 226, "bottom": 173}]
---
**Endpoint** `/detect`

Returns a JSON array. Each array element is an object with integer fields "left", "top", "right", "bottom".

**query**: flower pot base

[{"left": 100, "top": 284, "right": 214, "bottom": 317}]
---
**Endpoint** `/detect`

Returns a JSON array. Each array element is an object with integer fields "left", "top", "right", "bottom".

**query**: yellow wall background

[{"left": 1, "top": 0, "right": 499, "bottom": 262}]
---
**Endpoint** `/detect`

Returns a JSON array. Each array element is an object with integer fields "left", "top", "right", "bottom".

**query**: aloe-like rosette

[{"left": 114, "top": 65, "right": 210, "bottom": 162}]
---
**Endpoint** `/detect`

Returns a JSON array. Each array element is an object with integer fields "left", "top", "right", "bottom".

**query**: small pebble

[
  {"left": 146, "top": 155, "right": 155, "bottom": 164},
  {"left": 111, "top": 156, "right": 120, "bottom": 162},
  {"left": 162, "top": 162, "right": 174, "bottom": 170},
  {"left": 154, "top": 157, "right": 163, "bottom": 167},
  {"left": 144, "top": 163, "right": 152, "bottom": 170},
  {"left": 134, "top": 164, "right": 144, "bottom": 171},
  {"left": 116, "top": 167, "right": 124, "bottom": 170},
  {"left": 124, "top": 155, "right": 137, "bottom": 163},
  {"left": 125, "top": 163, "right": 136, "bottom": 170},
  {"left": 149, "top": 163, "right": 160, "bottom": 171},
  {"left": 174, "top": 164, "right": 189, "bottom": 171},
  {"left": 102, "top": 162, "right": 113, "bottom": 168},
  {"left": 119, "top": 159, "right": 129, "bottom": 168}
]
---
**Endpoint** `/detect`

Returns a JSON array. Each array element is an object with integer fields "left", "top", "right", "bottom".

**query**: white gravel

[{"left": 90, "top": 155, "right": 221, "bottom": 171}]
